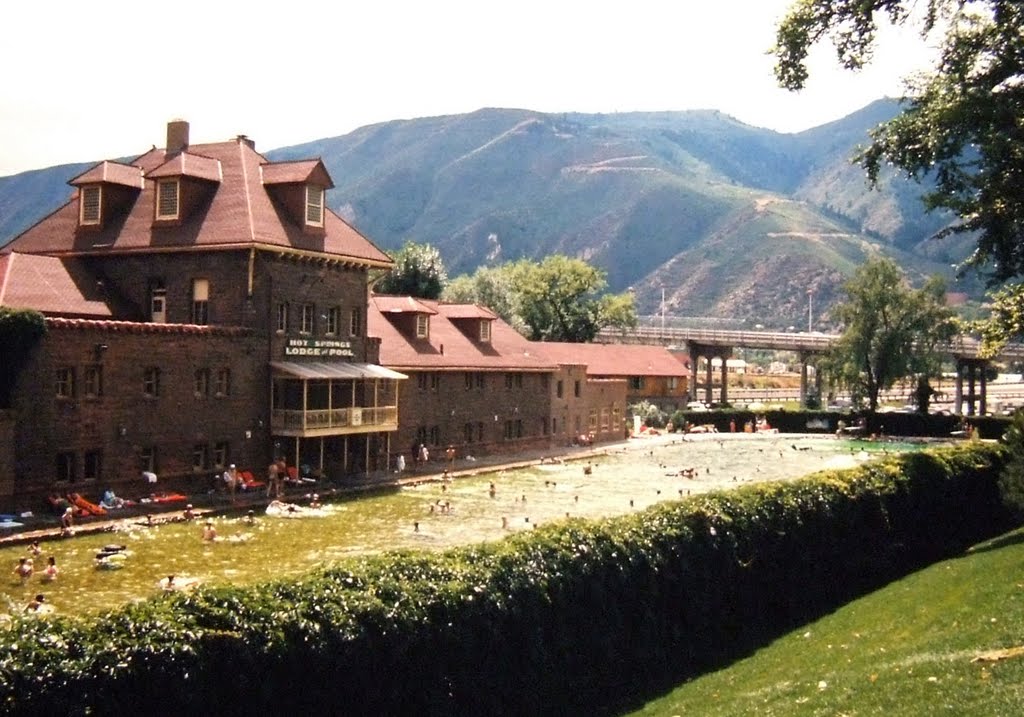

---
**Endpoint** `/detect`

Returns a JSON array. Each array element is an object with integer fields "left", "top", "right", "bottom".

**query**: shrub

[{"left": 0, "top": 443, "right": 1013, "bottom": 715}]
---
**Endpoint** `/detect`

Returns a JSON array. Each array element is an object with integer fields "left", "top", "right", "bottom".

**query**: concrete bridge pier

[
  {"left": 797, "top": 352, "right": 822, "bottom": 408},
  {"left": 954, "top": 357, "right": 989, "bottom": 416},
  {"left": 688, "top": 343, "right": 732, "bottom": 406}
]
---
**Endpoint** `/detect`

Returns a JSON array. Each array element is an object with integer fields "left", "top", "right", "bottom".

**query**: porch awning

[{"left": 270, "top": 361, "right": 407, "bottom": 380}]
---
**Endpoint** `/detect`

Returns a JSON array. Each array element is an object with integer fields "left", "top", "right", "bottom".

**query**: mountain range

[{"left": 0, "top": 100, "right": 982, "bottom": 328}]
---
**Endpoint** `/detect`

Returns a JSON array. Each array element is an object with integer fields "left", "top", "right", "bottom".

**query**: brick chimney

[{"left": 166, "top": 119, "right": 189, "bottom": 154}]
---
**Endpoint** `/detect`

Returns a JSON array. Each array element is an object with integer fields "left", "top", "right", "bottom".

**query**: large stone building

[
  {"left": 532, "top": 342, "right": 690, "bottom": 413},
  {"left": 0, "top": 120, "right": 402, "bottom": 512},
  {"left": 0, "top": 118, "right": 683, "bottom": 515},
  {"left": 368, "top": 297, "right": 629, "bottom": 463}
]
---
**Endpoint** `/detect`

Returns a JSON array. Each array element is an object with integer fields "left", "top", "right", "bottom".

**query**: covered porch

[{"left": 270, "top": 361, "right": 406, "bottom": 480}]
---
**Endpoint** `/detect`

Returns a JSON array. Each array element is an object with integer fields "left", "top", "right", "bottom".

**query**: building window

[
  {"left": 300, "top": 303, "right": 315, "bottom": 334},
  {"left": 213, "top": 441, "right": 229, "bottom": 469},
  {"left": 465, "top": 372, "right": 473, "bottom": 390},
  {"left": 542, "top": 417, "right": 549, "bottom": 436},
  {"left": 629, "top": 376, "right": 645, "bottom": 390},
  {"left": 479, "top": 320, "right": 491, "bottom": 342},
  {"left": 464, "top": 422, "right": 474, "bottom": 443},
  {"left": 306, "top": 185, "right": 324, "bottom": 227},
  {"left": 143, "top": 367, "right": 160, "bottom": 397},
  {"left": 141, "top": 446, "right": 158, "bottom": 474},
  {"left": 417, "top": 373, "right": 428, "bottom": 391},
  {"left": 430, "top": 374, "right": 440, "bottom": 392},
  {"left": 429, "top": 425, "right": 441, "bottom": 446},
  {"left": 194, "top": 368, "right": 210, "bottom": 397},
  {"left": 668, "top": 376, "right": 679, "bottom": 391},
  {"left": 516, "top": 373, "right": 523, "bottom": 388},
  {"left": 589, "top": 411, "right": 598, "bottom": 430},
  {"left": 504, "top": 419, "right": 523, "bottom": 440},
  {"left": 192, "top": 279, "right": 209, "bottom": 325},
  {"left": 325, "top": 306, "right": 340, "bottom": 335},
  {"left": 276, "top": 302, "right": 289, "bottom": 332},
  {"left": 350, "top": 307, "right": 362, "bottom": 337},
  {"left": 80, "top": 185, "right": 101, "bottom": 225},
  {"left": 574, "top": 380, "right": 581, "bottom": 397},
  {"left": 56, "top": 367, "right": 75, "bottom": 398},
  {"left": 505, "top": 374, "right": 514, "bottom": 390},
  {"left": 601, "top": 408, "right": 610, "bottom": 430},
  {"left": 56, "top": 452, "right": 76, "bottom": 482},
  {"left": 541, "top": 374, "right": 549, "bottom": 391},
  {"left": 192, "top": 444, "right": 208, "bottom": 471},
  {"left": 215, "top": 368, "right": 231, "bottom": 397},
  {"left": 477, "top": 421, "right": 484, "bottom": 442},
  {"left": 151, "top": 287, "right": 167, "bottom": 323},
  {"left": 556, "top": 380, "right": 564, "bottom": 398},
  {"left": 476, "top": 373, "right": 485, "bottom": 390},
  {"left": 84, "top": 365, "right": 103, "bottom": 398},
  {"left": 415, "top": 426, "right": 428, "bottom": 446},
  {"left": 415, "top": 314, "right": 429, "bottom": 338},
  {"left": 84, "top": 450, "right": 102, "bottom": 481},
  {"left": 156, "top": 179, "right": 179, "bottom": 220}
]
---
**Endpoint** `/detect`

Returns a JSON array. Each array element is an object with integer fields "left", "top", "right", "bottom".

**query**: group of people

[{"left": 12, "top": 541, "right": 59, "bottom": 613}]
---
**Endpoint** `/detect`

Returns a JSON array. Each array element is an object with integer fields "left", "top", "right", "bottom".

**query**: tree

[
  {"left": 822, "top": 257, "right": 956, "bottom": 411},
  {"left": 509, "top": 255, "right": 636, "bottom": 342},
  {"left": 442, "top": 265, "right": 525, "bottom": 332},
  {"left": 774, "top": 1, "right": 1024, "bottom": 349},
  {"left": 443, "top": 256, "right": 636, "bottom": 342},
  {"left": 0, "top": 307, "right": 46, "bottom": 407},
  {"left": 998, "top": 409, "right": 1024, "bottom": 518},
  {"left": 373, "top": 241, "right": 448, "bottom": 299}
]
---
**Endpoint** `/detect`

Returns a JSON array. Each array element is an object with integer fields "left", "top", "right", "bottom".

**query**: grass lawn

[{"left": 626, "top": 527, "right": 1024, "bottom": 716}]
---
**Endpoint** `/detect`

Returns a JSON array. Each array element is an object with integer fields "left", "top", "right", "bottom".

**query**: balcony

[
  {"left": 271, "top": 405, "right": 398, "bottom": 435},
  {"left": 270, "top": 361, "right": 405, "bottom": 438}
]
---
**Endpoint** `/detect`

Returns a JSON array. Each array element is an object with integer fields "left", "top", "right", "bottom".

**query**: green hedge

[
  {"left": 0, "top": 443, "right": 1014, "bottom": 715},
  {"left": 676, "top": 409, "right": 1010, "bottom": 440}
]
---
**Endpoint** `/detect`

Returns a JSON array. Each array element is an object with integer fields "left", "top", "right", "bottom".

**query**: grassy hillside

[
  {"left": 0, "top": 102, "right": 977, "bottom": 326},
  {"left": 626, "top": 527, "right": 1024, "bottom": 716}
]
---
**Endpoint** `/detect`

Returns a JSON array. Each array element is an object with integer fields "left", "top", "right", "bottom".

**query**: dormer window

[
  {"left": 416, "top": 314, "right": 429, "bottom": 338},
  {"left": 306, "top": 185, "right": 324, "bottom": 227},
  {"left": 479, "top": 320, "right": 492, "bottom": 343},
  {"left": 80, "top": 186, "right": 102, "bottom": 225},
  {"left": 156, "top": 179, "right": 179, "bottom": 220}
]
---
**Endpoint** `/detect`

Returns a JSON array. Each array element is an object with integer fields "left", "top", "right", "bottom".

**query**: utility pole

[
  {"left": 807, "top": 288, "right": 813, "bottom": 332},
  {"left": 661, "top": 286, "right": 666, "bottom": 337}
]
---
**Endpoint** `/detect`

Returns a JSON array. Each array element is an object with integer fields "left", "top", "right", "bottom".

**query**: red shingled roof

[
  {"left": 146, "top": 151, "right": 222, "bottom": 182},
  {"left": 373, "top": 295, "right": 437, "bottom": 315},
  {"left": 69, "top": 161, "right": 144, "bottom": 188},
  {"left": 369, "top": 297, "right": 556, "bottom": 372},
  {"left": 262, "top": 160, "right": 334, "bottom": 188},
  {"left": 436, "top": 304, "right": 498, "bottom": 320},
  {"left": 6, "top": 128, "right": 390, "bottom": 267},
  {"left": 532, "top": 341, "right": 689, "bottom": 377},
  {"left": 0, "top": 252, "right": 114, "bottom": 318}
]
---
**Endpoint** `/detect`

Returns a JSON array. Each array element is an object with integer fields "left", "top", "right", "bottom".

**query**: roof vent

[{"left": 166, "top": 119, "right": 190, "bottom": 155}]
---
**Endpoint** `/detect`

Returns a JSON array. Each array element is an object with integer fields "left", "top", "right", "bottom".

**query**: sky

[{"left": 0, "top": 0, "right": 940, "bottom": 177}]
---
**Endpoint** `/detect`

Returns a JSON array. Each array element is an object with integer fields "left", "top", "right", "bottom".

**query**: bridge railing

[{"left": 598, "top": 327, "right": 1024, "bottom": 359}]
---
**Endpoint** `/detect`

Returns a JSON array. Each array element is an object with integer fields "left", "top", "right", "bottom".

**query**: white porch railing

[{"left": 271, "top": 405, "right": 398, "bottom": 432}]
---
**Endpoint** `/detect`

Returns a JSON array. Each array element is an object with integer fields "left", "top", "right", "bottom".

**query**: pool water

[{"left": 0, "top": 435, "right": 938, "bottom": 617}]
